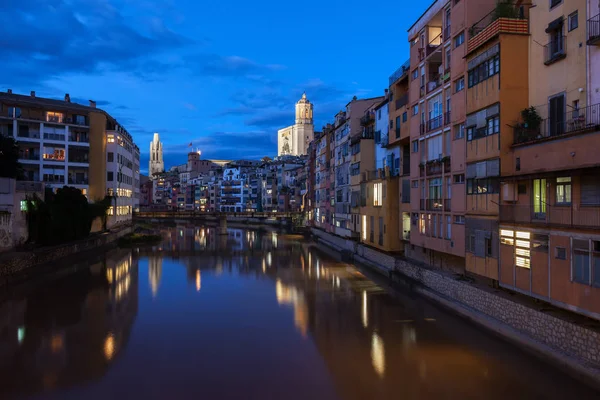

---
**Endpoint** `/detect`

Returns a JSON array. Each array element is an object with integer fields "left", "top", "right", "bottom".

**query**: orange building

[
  {"left": 463, "top": 4, "right": 530, "bottom": 280},
  {"left": 498, "top": 0, "right": 600, "bottom": 319},
  {"left": 406, "top": 0, "right": 496, "bottom": 272}
]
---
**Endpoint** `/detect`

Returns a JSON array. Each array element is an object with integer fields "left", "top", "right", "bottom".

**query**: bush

[{"left": 26, "top": 187, "right": 112, "bottom": 246}]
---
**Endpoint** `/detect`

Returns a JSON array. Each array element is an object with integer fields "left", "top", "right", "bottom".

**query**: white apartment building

[
  {"left": 106, "top": 124, "right": 139, "bottom": 226},
  {"left": 220, "top": 167, "right": 247, "bottom": 212}
]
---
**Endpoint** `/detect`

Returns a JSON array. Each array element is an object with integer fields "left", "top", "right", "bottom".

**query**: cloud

[
  {"left": 186, "top": 54, "right": 285, "bottom": 78},
  {"left": 245, "top": 110, "right": 295, "bottom": 129},
  {"left": 183, "top": 103, "right": 197, "bottom": 111},
  {"left": 0, "top": 0, "right": 193, "bottom": 87}
]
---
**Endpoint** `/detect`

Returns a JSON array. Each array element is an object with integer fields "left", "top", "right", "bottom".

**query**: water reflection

[
  {"left": 0, "top": 224, "right": 596, "bottom": 400},
  {"left": 0, "top": 249, "right": 138, "bottom": 399}
]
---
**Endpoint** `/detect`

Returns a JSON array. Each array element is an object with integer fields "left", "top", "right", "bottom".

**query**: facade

[
  {"left": 333, "top": 97, "right": 384, "bottom": 238},
  {"left": 406, "top": 0, "right": 497, "bottom": 272},
  {"left": 149, "top": 133, "right": 164, "bottom": 177},
  {"left": 220, "top": 167, "right": 247, "bottom": 212},
  {"left": 0, "top": 90, "right": 118, "bottom": 201},
  {"left": 106, "top": 124, "right": 140, "bottom": 226},
  {"left": 277, "top": 93, "right": 314, "bottom": 156},
  {"left": 497, "top": 0, "right": 600, "bottom": 319}
]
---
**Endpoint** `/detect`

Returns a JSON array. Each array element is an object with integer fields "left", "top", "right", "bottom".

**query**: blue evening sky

[{"left": 0, "top": 0, "right": 427, "bottom": 173}]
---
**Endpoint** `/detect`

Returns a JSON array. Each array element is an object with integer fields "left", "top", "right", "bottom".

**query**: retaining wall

[{"left": 0, "top": 225, "right": 132, "bottom": 285}]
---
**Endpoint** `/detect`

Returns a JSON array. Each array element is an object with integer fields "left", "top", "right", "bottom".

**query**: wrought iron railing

[
  {"left": 587, "top": 14, "right": 600, "bottom": 45},
  {"left": 426, "top": 115, "right": 443, "bottom": 132},
  {"left": 389, "top": 59, "right": 411, "bottom": 86},
  {"left": 513, "top": 103, "right": 600, "bottom": 145},
  {"left": 395, "top": 94, "right": 409, "bottom": 110}
]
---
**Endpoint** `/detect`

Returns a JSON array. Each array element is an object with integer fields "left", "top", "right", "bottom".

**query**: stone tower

[
  {"left": 278, "top": 93, "right": 314, "bottom": 156},
  {"left": 149, "top": 133, "right": 164, "bottom": 177},
  {"left": 295, "top": 92, "right": 313, "bottom": 125}
]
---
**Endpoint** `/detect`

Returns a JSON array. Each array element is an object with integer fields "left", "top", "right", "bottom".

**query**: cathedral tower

[
  {"left": 278, "top": 93, "right": 315, "bottom": 156},
  {"left": 149, "top": 133, "right": 164, "bottom": 177}
]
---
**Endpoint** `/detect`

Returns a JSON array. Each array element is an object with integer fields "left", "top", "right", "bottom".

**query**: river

[{"left": 0, "top": 224, "right": 597, "bottom": 399}]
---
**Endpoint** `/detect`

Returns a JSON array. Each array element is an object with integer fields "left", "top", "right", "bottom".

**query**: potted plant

[{"left": 493, "top": 0, "right": 520, "bottom": 21}]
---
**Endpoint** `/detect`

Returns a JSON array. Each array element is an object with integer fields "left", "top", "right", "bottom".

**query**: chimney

[
  {"left": 65, "top": 93, "right": 71, "bottom": 103},
  {"left": 30, "top": 91, "right": 35, "bottom": 97},
  {"left": 7, "top": 89, "right": 12, "bottom": 94},
  {"left": 89, "top": 100, "right": 96, "bottom": 108}
]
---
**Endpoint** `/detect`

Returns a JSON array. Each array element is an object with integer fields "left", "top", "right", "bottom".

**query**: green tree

[{"left": 0, "top": 135, "right": 23, "bottom": 179}]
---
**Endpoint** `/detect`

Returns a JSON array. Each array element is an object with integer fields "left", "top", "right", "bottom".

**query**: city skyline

[{"left": 0, "top": 0, "right": 429, "bottom": 173}]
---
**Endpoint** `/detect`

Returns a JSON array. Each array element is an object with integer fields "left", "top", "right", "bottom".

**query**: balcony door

[
  {"left": 533, "top": 179, "right": 547, "bottom": 219},
  {"left": 548, "top": 94, "right": 565, "bottom": 137}
]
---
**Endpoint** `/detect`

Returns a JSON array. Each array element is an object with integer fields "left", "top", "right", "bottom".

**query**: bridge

[{"left": 133, "top": 211, "right": 307, "bottom": 233}]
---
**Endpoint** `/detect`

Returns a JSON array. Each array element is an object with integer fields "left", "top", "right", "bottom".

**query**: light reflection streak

[
  {"left": 362, "top": 290, "right": 368, "bottom": 328},
  {"left": 371, "top": 332, "right": 385, "bottom": 378}
]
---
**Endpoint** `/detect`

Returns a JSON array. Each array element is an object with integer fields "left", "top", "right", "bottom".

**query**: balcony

[
  {"left": 426, "top": 161, "right": 442, "bottom": 176},
  {"left": 19, "top": 151, "right": 40, "bottom": 160},
  {"left": 426, "top": 76, "right": 442, "bottom": 94},
  {"left": 513, "top": 103, "right": 600, "bottom": 145},
  {"left": 426, "top": 199, "right": 444, "bottom": 211},
  {"left": 389, "top": 60, "right": 411, "bottom": 86},
  {"left": 69, "top": 133, "right": 89, "bottom": 143},
  {"left": 44, "top": 133, "right": 65, "bottom": 141},
  {"left": 544, "top": 36, "right": 566, "bottom": 65},
  {"left": 588, "top": 14, "right": 600, "bottom": 45},
  {"left": 395, "top": 94, "right": 409, "bottom": 110},
  {"left": 467, "top": 14, "right": 529, "bottom": 54},
  {"left": 426, "top": 115, "right": 443, "bottom": 133},
  {"left": 360, "top": 113, "right": 375, "bottom": 126},
  {"left": 68, "top": 177, "right": 89, "bottom": 185},
  {"left": 426, "top": 33, "right": 442, "bottom": 57},
  {"left": 500, "top": 204, "right": 600, "bottom": 229}
]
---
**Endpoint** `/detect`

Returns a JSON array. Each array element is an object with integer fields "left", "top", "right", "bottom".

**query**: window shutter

[
  {"left": 476, "top": 162, "right": 486, "bottom": 178},
  {"left": 581, "top": 175, "right": 600, "bottom": 205},
  {"left": 467, "top": 163, "right": 477, "bottom": 179},
  {"left": 475, "top": 230, "right": 486, "bottom": 258},
  {"left": 487, "top": 159, "right": 500, "bottom": 177}
]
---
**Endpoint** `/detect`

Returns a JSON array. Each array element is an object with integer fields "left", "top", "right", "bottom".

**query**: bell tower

[{"left": 295, "top": 92, "right": 313, "bottom": 125}]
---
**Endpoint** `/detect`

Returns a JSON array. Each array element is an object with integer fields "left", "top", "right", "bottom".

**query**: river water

[{"left": 0, "top": 224, "right": 597, "bottom": 399}]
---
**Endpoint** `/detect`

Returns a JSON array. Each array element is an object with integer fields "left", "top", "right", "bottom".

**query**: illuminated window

[
  {"left": 46, "top": 112, "right": 64, "bottom": 123},
  {"left": 373, "top": 183, "right": 383, "bottom": 206},
  {"left": 556, "top": 177, "right": 572, "bottom": 204},
  {"left": 362, "top": 215, "right": 367, "bottom": 241},
  {"left": 20, "top": 200, "right": 27, "bottom": 211},
  {"left": 107, "top": 135, "right": 115, "bottom": 143}
]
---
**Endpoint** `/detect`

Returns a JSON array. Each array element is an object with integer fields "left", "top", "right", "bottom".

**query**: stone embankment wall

[
  {"left": 312, "top": 228, "right": 600, "bottom": 385},
  {"left": 0, "top": 225, "right": 132, "bottom": 286}
]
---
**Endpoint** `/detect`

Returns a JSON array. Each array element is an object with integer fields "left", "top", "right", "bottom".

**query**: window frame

[{"left": 568, "top": 11, "right": 578, "bottom": 31}]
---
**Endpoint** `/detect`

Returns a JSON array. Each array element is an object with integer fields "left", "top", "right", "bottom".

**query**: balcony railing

[
  {"left": 500, "top": 204, "right": 600, "bottom": 229},
  {"left": 389, "top": 59, "right": 411, "bottom": 86},
  {"left": 513, "top": 103, "right": 600, "bottom": 145},
  {"left": 444, "top": 111, "right": 451, "bottom": 126},
  {"left": 426, "top": 76, "right": 442, "bottom": 94},
  {"left": 426, "top": 115, "right": 443, "bottom": 132},
  {"left": 426, "top": 199, "right": 444, "bottom": 211},
  {"left": 395, "top": 94, "right": 409, "bottom": 110},
  {"left": 443, "top": 157, "right": 451, "bottom": 173},
  {"left": 468, "top": 7, "right": 526, "bottom": 39},
  {"left": 426, "top": 33, "right": 442, "bottom": 57},
  {"left": 17, "top": 131, "right": 40, "bottom": 139},
  {"left": 588, "top": 14, "right": 600, "bottom": 45},
  {"left": 360, "top": 113, "right": 375, "bottom": 126},
  {"left": 68, "top": 178, "right": 89, "bottom": 185},
  {"left": 426, "top": 162, "right": 442, "bottom": 175},
  {"left": 544, "top": 36, "right": 566, "bottom": 65},
  {"left": 420, "top": 123, "right": 426, "bottom": 135},
  {"left": 443, "top": 25, "right": 451, "bottom": 41},
  {"left": 44, "top": 133, "right": 65, "bottom": 141},
  {"left": 69, "top": 134, "right": 89, "bottom": 143},
  {"left": 19, "top": 152, "right": 40, "bottom": 160}
]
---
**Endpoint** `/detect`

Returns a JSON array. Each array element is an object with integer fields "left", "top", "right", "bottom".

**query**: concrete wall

[{"left": 0, "top": 225, "right": 132, "bottom": 286}]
